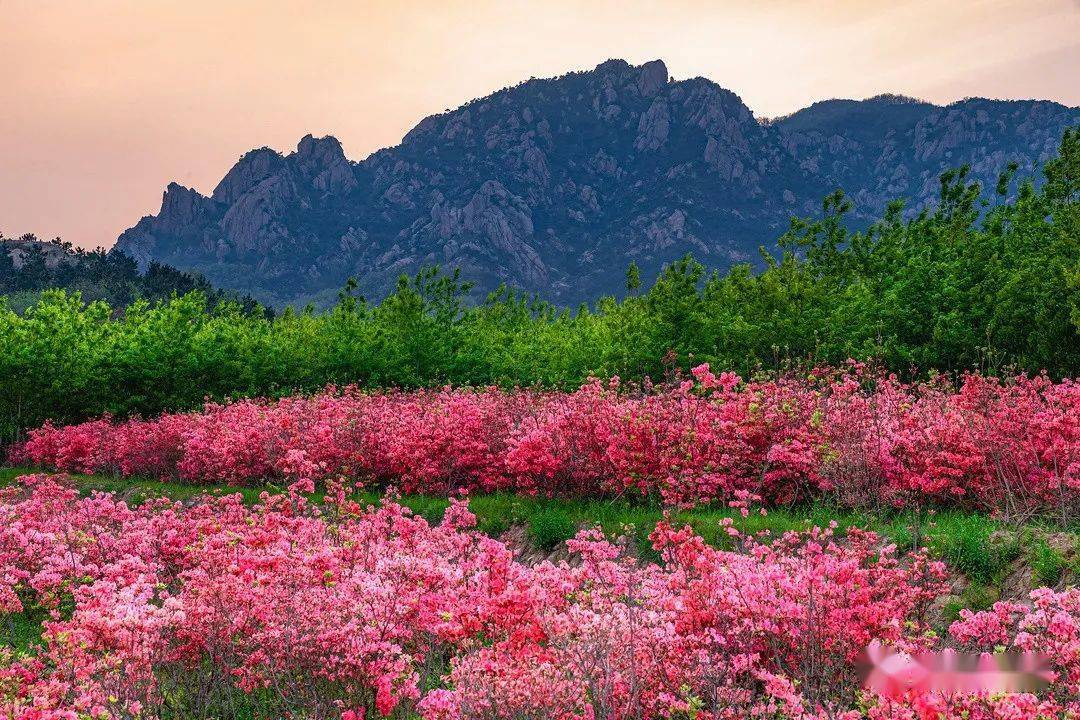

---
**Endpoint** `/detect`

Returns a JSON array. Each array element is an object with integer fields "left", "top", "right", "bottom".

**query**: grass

[
  {"left": 927, "top": 513, "right": 1020, "bottom": 585},
  {"left": 941, "top": 582, "right": 1001, "bottom": 625},
  {"left": 527, "top": 505, "right": 577, "bottom": 549},
  {"left": 1030, "top": 537, "right": 1067, "bottom": 587}
]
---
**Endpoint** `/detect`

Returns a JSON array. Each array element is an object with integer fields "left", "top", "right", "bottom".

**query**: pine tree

[{"left": 625, "top": 261, "right": 641, "bottom": 294}]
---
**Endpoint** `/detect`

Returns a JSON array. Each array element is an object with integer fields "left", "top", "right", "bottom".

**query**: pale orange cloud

[{"left": 1, "top": 0, "right": 1077, "bottom": 249}]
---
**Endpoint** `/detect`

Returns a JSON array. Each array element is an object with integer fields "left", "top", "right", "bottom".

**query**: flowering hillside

[
  {"left": 3, "top": 472, "right": 1079, "bottom": 720},
  {"left": 14, "top": 364, "right": 1080, "bottom": 517}
]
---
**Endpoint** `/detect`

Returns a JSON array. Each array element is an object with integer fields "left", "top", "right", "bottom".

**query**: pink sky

[{"left": 2, "top": 0, "right": 1078, "bottom": 250}]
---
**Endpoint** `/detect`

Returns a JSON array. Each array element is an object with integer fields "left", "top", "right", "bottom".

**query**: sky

[{"left": 2, "top": 0, "right": 1078, "bottom": 250}]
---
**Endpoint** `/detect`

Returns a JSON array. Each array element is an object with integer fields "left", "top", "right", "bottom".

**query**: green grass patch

[
  {"left": 928, "top": 513, "right": 1018, "bottom": 584},
  {"left": 527, "top": 505, "right": 577, "bottom": 549},
  {"left": 1030, "top": 538, "right": 1066, "bottom": 587},
  {"left": 3, "top": 611, "right": 45, "bottom": 656},
  {"left": 941, "top": 582, "right": 1001, "bottom": 625}
]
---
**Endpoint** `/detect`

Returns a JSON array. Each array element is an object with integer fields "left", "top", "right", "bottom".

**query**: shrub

[
  {"left": 8, "top": 473, "right": 1080, "bottom": 719},
  {"left": 16, "top": 366, "right": 1080, "bottom": 518},
  {"left": 526, "top": 505, "right": 577, "bottom": 550}
]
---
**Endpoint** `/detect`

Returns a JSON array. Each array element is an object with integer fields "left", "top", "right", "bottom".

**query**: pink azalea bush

[
  {"left": 4, "top": 473, "right": 1079, "bottom": 720},
  {"left": 6, "top": 474, "right": 1080, "bottom": 716},
  {"left": 13, "top": 365, "right": 1080, "bottom": 514}
]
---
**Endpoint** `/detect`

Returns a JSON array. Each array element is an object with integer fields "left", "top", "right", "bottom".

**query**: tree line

[
  {"left": 0, "top": 234, "right": 264, "bottom": 313},
  {"left": 1, "top": 128, "right": 1076, "bottom": 442}
]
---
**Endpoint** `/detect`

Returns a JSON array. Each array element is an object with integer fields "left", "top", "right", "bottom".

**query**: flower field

[
  {"left": 13, "top": 364, "right": 1080, "bottom": 516},
  {"left": 3, "top": 472, "right": 1080, "bottom": 720},
  {"left": 8, "top": 363, "right": 1080, "bottom": 718}
]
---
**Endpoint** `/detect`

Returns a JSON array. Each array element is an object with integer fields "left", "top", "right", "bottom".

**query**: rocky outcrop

[
  {"left": 2, "top": 236, "right": 74, "bottom": 269},
  {"left": 636, "top": 59, "right": 669, "bottom": 97},
  {"left": 218, "top": 173, "right": 293, "bottom": 256},
  {"left": 116, "top": 182, "right": 218, "bottom": 270},
  {"left": 212, "top": 148, "right": 284, "bottom": 205},
  {"left": 294, "top": 134, "right": 358, "bottom": 195},
  {"left": 635, "top": 98, "right": 671, "bottom": 151},
  {"left": 157, "top": 183, "right": 216, "bottom": 234},
  {"left": 425, "top": 180, "right": 547, "bottom": 287},
  {"left": 112, "top": 59, "right": 1080, "bottom": 307}
]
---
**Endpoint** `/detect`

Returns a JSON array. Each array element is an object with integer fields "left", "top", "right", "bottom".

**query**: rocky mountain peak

[
  {"left": 296, "top": 134, "right": 345, "bottom": 160},
  {"left": 159, "top": 183, "right": 213, "bottom": 228},
  {"left": 212, "top": 147, "right": 284, "bottom": 205},
  {"left": 636, "top": 59, "right": 668, "bottom": 97},
  {"left": 593, "top": 58, "right": 634, "bottom": 77},
  {"left": 293, "top": 134, "right": 357, "bottom": 194}
]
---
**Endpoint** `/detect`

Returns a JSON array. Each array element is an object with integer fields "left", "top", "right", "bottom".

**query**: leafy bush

[
  {"left": 7, "top": 473, "right": 1080, "bottom": 719},
  {"left": 526, "top": 505, "right": 577, "bottom": 549},
  {"left": 15, "top": 367, "right": 1080, "bottom": 518}
]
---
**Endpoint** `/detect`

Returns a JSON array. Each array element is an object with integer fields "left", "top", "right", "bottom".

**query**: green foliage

[
  {"left": 1, "top": 130, "right": 1078, "bottom": 443},
  {"left": 929, "top": 514, "right": 1019, "bottom": 584},
  {"left": 942, "top": 583, "right": 1001, "bottom": 625},
  {"left": 0, "top": 234, "right": 263, "bottom": 311},
  {"left": 4, "top": 609, "right": 45, "bottom": 656},
  {"left": 527, "top": 505, "right": 578, "bottom": 550},
  {"left": 625, "top": 261, "right": 641, "bottom": 294},
  {"left": 1030, "top": 538, "right": 1066, "bottom": 587}
]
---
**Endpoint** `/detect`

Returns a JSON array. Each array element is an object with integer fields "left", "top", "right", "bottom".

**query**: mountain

[{"left": 114, "top": 59, "right": 1080, "bottom": 307}]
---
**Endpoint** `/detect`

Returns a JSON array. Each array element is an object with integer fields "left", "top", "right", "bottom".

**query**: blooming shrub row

[
  {"left": 13, "top": 364, "right": 1080, "bottom": 514},
  {"left": 2, "top": 473, "right": 1078, "bottom": 720}
]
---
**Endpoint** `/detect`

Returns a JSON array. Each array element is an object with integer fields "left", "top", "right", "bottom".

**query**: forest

[{"left": 0, "top": 233, "right": 263, "bottom": 313}]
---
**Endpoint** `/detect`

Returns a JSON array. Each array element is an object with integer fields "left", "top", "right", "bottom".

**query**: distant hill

[
  {"left": 1, "top": 232, "right": 263, "bottom": 313},
  {"left": 114, "top": 59, "right": 1080, "bottom": 307}
]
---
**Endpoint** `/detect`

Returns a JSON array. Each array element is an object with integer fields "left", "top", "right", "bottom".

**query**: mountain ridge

[{"left": 115, "top": 59, "right": 1080, "bottom": 307}]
